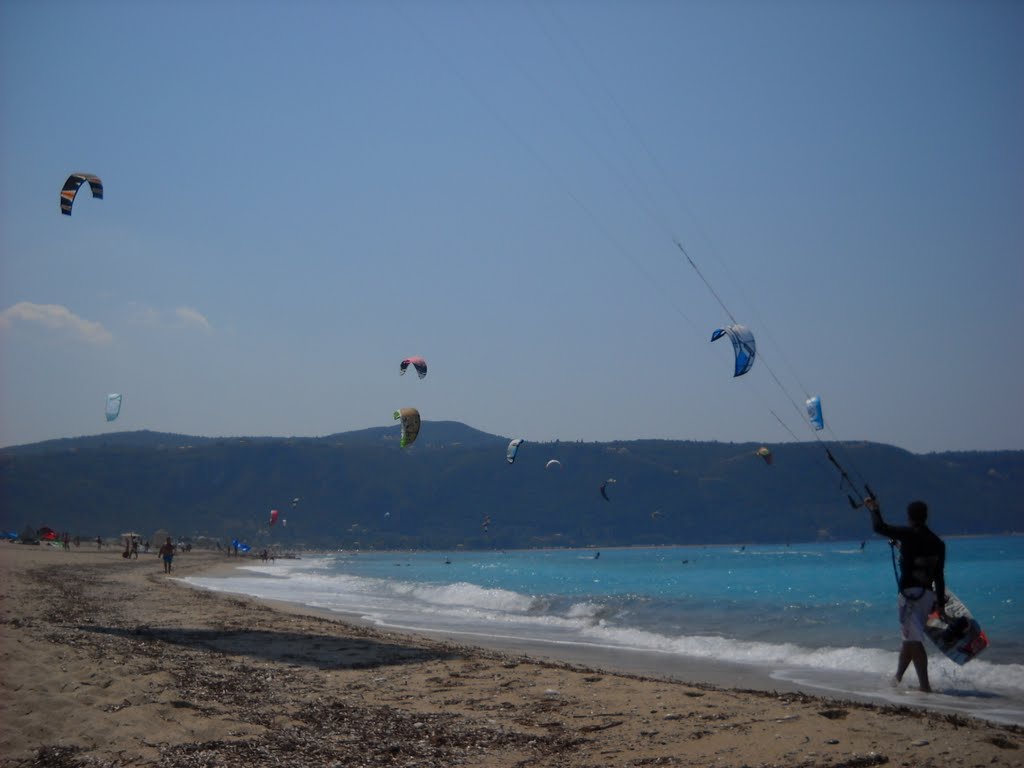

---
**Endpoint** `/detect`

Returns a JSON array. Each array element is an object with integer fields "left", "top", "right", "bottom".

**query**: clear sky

[{"left": 1, "top": 1, "right": 1021, "bottom": 454}]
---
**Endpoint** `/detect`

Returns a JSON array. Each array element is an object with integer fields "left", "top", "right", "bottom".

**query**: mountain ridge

[{"left": 2, "top": 422, "right": 1020, "bottom": 549}]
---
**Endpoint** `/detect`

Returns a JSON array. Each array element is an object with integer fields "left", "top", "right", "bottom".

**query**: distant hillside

[
  {"left": 1, "top": 424, "right": 1020, "bottom": 549},
  {"left": 4, "top": 421, "right": 507, "bottom": 454},
  {"left": 321, "top": 421, "right": 507, "bottom": 448}
]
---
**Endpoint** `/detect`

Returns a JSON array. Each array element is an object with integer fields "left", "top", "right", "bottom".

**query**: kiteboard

[{"left": 924, "top": 589, "right": 988, "bottom": 665}]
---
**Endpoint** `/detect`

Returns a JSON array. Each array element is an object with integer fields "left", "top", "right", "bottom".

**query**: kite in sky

[
  {"left": 61, "top": 173, "right": 103, "bottom": 216},
  {"left": 394, "top": 407, "right": 421, "bottom": 448},
  {"left": 506, "top": 438, "right": 524, "bottom": 464},
  {"left": 711, "top": 324, "right": 756, "bottom": 377},
  {"left": 806, "top": 396, "right": 824, "bottom": 431},
  {"left": 105, "top": 393, "right": 122, "bottom": 422},
  {"left": 399, "top": 357, "right": 427, "bottom": 379}
]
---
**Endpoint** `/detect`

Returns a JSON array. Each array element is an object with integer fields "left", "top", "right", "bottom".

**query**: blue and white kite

[
  {"left": 506, "top": 438, "right": 524, "bottom": 464},
  {"left": 711, "top": 324, "right": 756, "bottom": 377},
  {"left": 806, "top": 396, "right": 824, "bottom": 431}
]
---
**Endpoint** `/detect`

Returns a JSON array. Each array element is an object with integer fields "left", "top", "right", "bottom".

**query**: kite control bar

[{"left": 825, "top": 448, "right": 875, "bottom": 509}]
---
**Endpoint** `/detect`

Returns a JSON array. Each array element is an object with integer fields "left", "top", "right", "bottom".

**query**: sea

[{"left": 182, "top": 535, "right": 1024, "bottom": 726}]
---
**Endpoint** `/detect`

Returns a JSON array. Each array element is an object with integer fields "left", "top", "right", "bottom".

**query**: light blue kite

[{"left": 105, "top": 393, "right": 122, "bottom": 422}]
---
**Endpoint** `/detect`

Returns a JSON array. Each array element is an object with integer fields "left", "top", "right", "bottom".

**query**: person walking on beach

[
  {"left": 158, "top": 537, "right": 175, "bottom": 574},
  {"left": 865, "top": 497, "right": 946, "bottom": 692}
]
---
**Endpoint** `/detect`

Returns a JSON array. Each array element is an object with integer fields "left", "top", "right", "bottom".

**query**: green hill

[{"left": 1, "top": 424, "right": 1020, "bottom": 549}]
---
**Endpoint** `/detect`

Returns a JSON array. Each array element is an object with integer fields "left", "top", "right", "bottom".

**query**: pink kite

[{"left": 399, "top": 356, "right": 427, "bottom": 379}]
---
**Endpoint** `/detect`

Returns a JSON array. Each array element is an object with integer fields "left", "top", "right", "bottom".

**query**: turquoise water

[{"left": 185, "top": 535, "right": 1024, "bottom": 724}]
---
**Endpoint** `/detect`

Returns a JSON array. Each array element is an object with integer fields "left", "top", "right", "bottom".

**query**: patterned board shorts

[{"left": 898, "top": 588, "right": 936, "bottom": 643}]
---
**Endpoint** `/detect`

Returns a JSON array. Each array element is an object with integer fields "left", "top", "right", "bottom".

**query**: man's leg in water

[{"left": 898, "top": 641, "right": 931, "bottom": 692}]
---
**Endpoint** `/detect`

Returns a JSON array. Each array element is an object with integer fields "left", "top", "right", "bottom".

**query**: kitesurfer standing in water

[{"left": 865, "top": 497, "right": 946, "bottom": 692}]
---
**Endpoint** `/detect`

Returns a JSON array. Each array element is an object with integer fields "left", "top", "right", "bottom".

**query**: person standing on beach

[
  {"left": 158, "top": 537, "right": 175, "bottom": 574},
  {"left": 865, "top": 497, "right": 946, "bottom": 692}
]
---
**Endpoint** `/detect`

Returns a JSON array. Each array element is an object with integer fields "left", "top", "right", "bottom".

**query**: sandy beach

[{"left": 1, "top": 545, "right": 1019, "bottom": 767}]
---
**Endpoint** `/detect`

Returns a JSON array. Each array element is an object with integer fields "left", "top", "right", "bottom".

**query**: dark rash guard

[{"left": 871, "top": 508, "right": 946, "bottom": 612}]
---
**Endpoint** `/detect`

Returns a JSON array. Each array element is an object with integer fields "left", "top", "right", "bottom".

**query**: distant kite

[
  {"left": 756, "top": 446, "right": 773, "bottom": 465},
  {"left": 805, "top": 396, "right": 824, "bottom": 431},
  {"left": 711, "top": 324, "right": 756, "bottom": 377},
  {"left": 400, "top": 357, "right": 427, "bottom": 379},
  {"left": 105, "top": 393, "right": 122, "bottom": 422},
  {"left": 269, "top": 509, "right": 280, "bottom": 527},
  {"left": 599, "top": 478, "right": 617, "bottom": 501},
  {"left": 545, "top": 459, "right": 562, "bottom": 470},
  {"left": 507, "top": 438, "right": 524, "bottom": 464},
  {"left": 61, "top": 173, "right": 103, "bottom": 216},
  {"left": 394, "top": 407, "right": 421, "bottom": 448}
]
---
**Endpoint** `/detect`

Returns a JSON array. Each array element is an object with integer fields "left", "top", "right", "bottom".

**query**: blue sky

[{"left": 1, "top": 1, "right": 1021, "bottom": 454}]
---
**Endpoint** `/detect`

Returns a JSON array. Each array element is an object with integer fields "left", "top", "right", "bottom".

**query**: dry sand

[{"left": 0, "top": 544, "right": 1019, "bottom": 767}]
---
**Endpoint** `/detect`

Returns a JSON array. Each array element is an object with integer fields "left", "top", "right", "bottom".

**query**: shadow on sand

[{"left": 77, "top": 623, "right": 461, "bottom": 671}]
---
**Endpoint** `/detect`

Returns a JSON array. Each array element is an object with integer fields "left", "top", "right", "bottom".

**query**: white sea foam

[{"left": 388, "top": 580, "right": 538, "bottom": 612}]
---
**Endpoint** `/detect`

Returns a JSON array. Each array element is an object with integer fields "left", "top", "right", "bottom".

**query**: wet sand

[{"left": 1, "top": 544, "right": 1019, "bottom": 767}]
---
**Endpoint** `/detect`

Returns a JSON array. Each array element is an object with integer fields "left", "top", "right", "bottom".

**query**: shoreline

[
  {"left": 185, "top": 553, "right": 1024, "bottom": 726},
  {"left": 1, "top": 545, "right": 1020, "bottom": 767}
]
